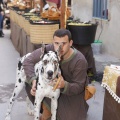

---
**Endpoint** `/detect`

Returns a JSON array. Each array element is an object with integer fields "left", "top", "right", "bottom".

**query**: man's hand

[
  {"left": 30, "top": 80, "right": 36, "bottom": 96},
  {"left": 57, "top": 74, "right": 65, "bottom": 89},
  {"left": 52, "top": 74, "right": 65, "bottom": 90}
]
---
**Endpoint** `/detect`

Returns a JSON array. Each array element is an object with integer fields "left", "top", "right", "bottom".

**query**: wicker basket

[
  {"left": 23, "top": 19, "right": 30, "bottom": 35},
  {"left": 10, "top": 10, "right": 13, "bottom": 21},
  {"left": 10, "top": 10, "right": 16, "bottom": 22},
  {"left": 17, "top": 14, "right": 21, "bottom": 26},
  {"left": 30, "top": 24, "right": 59, "bottom": 44},
  {"left": 14, "top": 11, "right": 18, "bottom": 23}
]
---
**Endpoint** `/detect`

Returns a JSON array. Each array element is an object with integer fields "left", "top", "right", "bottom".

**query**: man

[{"left": 23, "top": 28, "right": 89, "bottom": 120}]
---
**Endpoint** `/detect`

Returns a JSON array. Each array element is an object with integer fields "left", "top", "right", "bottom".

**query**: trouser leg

[
  {"left": 0, "top": 14, "right": 3, "bottom": 30},
  {"left": 25, "top": 82, "right": 35, "bottom": 104},
  {"left": 40, "top": 104, "right": 51, "bottom": 120}
]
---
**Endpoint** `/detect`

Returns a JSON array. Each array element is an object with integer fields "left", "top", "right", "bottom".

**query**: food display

[
  {"left": 29, "top": 16, "right": 42, "bottom": 21},
  {"left": 7, "top": 0, "right": 33, "bottom": 9},
  {"left": 41, "top": 6, "right": 71, "bottom": 21},
  {"left": 19, "top": 3, "right": 26, "bottom": 10},
  {"left": 68, "top": 22, "right": 92, "bottom": 26}
]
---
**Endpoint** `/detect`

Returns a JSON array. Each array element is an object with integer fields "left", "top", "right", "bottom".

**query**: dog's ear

[
  {"left": 40, "top": 43, "right": 46, "bottom": 59},
  {"left": 56, "top": 43, "right": 63, "bottom": 61}
]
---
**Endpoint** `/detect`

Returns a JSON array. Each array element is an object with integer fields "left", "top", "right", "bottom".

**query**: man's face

[{"left": 53, "top": 35, "right": 73, "bottom": 57}]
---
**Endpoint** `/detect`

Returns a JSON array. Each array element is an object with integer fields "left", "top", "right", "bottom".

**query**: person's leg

[
  {"left": 25, "top": 82, "right": 35, "bottom": 104},
  {"left": 40, "top": 103, "right": 51, "bottom": 120},
  {"left": 1, "top": 15, "right": 4, "bottom": 29},
  {"left": 0, "top": 14, "right": 4, "bottom": 37}
]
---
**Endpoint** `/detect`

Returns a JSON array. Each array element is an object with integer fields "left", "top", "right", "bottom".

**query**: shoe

[
  {"left": 0, "top": 35, "right": 4, "bottom": 37},
  {"left": 1, "top": 31, "right": 4, "bottom": 35},
  {"left": 0, "top": 31, "right": 4, "bottom": 37}
]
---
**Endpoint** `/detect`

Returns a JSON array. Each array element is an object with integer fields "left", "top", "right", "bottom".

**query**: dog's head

[{"left": 41, "top": 51, "right": 60, "bottom": 81}]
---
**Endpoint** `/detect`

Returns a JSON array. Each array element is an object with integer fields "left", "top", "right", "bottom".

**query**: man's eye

[
  {"left": 63, "top": 42, "right": 66, "bottom": 45},
  {"left": 43, "top": 60, "right": 47, "bottom": 65},
  {"left": 55, "top": 42, "right": 59, "bottom": 45}
]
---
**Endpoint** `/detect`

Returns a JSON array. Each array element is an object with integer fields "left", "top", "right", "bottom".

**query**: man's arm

[
  {"left": 23, "top": 48, "right": 42, "bottom": 83},
  {"left": 61, "top": 59, "right": 88, "bottom": 96}
]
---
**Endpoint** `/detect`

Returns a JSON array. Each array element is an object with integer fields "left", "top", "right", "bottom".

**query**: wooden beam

[{"left": 60, "top": 0, "right": 68, "bottom": 28}]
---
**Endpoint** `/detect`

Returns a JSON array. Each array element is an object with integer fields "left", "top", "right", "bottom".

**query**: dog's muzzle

[{"left": 47, "top": 70, "right": 53, "bottom": 79}]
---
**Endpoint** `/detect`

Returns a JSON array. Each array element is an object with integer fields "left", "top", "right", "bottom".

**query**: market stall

[
  {"left": 102, "top": 65, "right": 120, "bottom": 120},
  {"left": 8, "top": 0, "right": 70, "bottom": 56}
]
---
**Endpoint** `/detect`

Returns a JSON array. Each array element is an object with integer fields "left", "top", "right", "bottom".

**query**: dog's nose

[{"left": 47, "top": 71, "right": 53, "bottom": 77}]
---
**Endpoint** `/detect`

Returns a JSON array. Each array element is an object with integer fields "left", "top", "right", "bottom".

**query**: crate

[{"left": 30, "top": 24, "right": 59, "bottom": 44}]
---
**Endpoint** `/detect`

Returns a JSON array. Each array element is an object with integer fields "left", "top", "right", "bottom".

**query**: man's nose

[{"left": 59, "top": 43, "right": 63, "bottom": 49}]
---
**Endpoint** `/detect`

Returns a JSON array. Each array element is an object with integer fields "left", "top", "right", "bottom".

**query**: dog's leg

[
  {"left": 34, "top": 89, "right": 44, "bottom": 120},
  {"left": 51, "top": 99, "right": 58, "bottom": 120},
  {"left": 5, "top": 80, "right": 25, "bottom": 120},
  {"left": 26, "top": 96, "right": 34, "bottom": 116}
]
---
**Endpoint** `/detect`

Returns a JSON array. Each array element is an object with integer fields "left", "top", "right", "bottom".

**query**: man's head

[{"left": 53, "top": 29, "right": 73, "bottom": 59}]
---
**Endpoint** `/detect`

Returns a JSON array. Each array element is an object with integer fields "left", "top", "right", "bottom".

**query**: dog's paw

[{"left": 26, "top": 96, "right": 34, "bottom": 116}]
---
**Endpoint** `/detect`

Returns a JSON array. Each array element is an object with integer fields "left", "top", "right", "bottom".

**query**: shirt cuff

[
  {"left": 26, "top": 76, "right": 37, "bottom": 86},
  {"left": 60, "top": 81, "right": 69, "bottom": 93}
]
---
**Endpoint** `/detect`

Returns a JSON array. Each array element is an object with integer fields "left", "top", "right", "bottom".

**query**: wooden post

[
  {"left": 40, "top": 0, "right": 44, "bottom": 13},
  {"left": 60, "top": 0, "right": 68, "bottom": 28}
]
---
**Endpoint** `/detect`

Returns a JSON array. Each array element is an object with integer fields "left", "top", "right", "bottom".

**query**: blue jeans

[{"left": 0, "top": 14, "right": 4, "bottom": 30}]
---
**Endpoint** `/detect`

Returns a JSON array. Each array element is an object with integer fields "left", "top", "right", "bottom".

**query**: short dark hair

[{"left": 53, "top": 28, "right": 72, "bottom": 41}]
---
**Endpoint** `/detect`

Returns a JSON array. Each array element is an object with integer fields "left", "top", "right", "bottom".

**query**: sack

[{"left": 85, "top": 86, "right": 96, "bottom": 100}]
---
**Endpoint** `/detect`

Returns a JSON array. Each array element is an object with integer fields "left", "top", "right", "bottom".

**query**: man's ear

[{"left": 70, "top": 40, "right": 73, "bottom": 47}]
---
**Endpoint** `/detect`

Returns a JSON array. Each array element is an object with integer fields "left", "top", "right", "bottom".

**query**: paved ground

[{"left": 0, "top": 29, "right": 120, "bottom": 120}]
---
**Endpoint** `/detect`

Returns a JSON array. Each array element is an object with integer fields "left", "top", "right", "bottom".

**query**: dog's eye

[
  {"left": 54, "top": 60, "right": 58, "bottom": 64},
  {"left": 43, "top": 60, "right": 48, "bottom": 65}
]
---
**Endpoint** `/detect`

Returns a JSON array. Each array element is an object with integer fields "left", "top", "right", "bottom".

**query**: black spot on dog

[
  {"left": 13, "top": 93, "right": 16, "bottom": 97},
  {"left": 18, "top": 61, "right": 22, "bottom": 70},
  {"left": 38, "top": 83, "right": 41, "bottom": 85},
  {"left": 36, "top": 69, "right": 38, "bottom": 73},
  {"left": 52, "top": 96, "right": 54, "bottom": 99},
  {"left": 41, "top": 67, "right": 44, "bottom": 73},
  {"left": 18, "top": 79, "right": 21, "bottom": 83},
  {"left": 47, "top": 53, "right": 50, "bottom": 56},
  {"left": 15, "top": 85, "right": 17, "bottom": 87},
  {"left": 54, "top": 65, "right": 57, "bottom": 71}
]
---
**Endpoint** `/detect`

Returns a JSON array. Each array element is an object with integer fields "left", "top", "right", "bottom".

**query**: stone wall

[{"left": 71, "top": 0, "right": 120, "bottom": 58}]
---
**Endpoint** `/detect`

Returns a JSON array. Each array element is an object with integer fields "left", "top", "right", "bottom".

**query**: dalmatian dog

[{"left": 5, "top": 44, "right": 61, "bottom": 120}]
